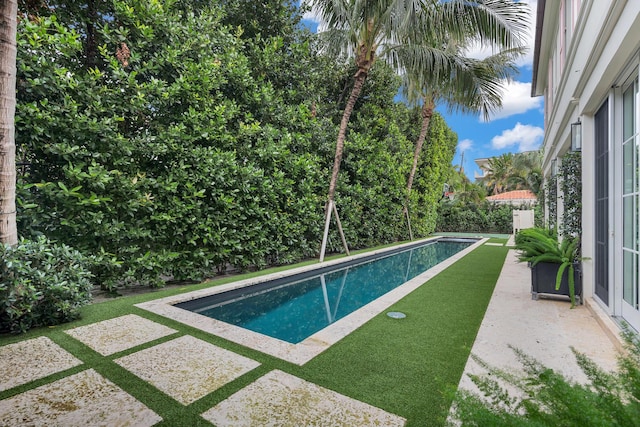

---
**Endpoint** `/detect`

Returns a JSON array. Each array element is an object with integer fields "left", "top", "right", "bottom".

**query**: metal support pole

[
  {"left": 405, "top": 207, "right": 413, "bottom": 241},
  {"left": 319, "top": 200, "right": 333, "bottom": 262},
  {"left": 332, "top": 202, "right": 350, "bottom": 256}
]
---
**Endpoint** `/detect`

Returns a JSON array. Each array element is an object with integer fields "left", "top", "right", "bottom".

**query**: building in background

[
  {"left": 532, "top": 0, "right": 640, "bottom": 330},
  {"left": 474, "top": 158, "right": 490, "bottom": 180},
  {"left": 485, "top": 189, "right": 537, "bottom": 206}
]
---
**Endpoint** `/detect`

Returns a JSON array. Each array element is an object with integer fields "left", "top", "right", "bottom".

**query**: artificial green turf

[
  {"left": 486, "top": 237, "right": 508, "bottom": 245},
  {"left": 0, "top": 243, "right": 507, "bottom": 426},
  {"left": 302, "top": 245, "right": 508, "bottom": 426}
]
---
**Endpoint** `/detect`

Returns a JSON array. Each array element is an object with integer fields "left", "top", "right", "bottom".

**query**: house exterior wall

[{"left": 533, "top": 0, "right": 640, "bottom": 328}]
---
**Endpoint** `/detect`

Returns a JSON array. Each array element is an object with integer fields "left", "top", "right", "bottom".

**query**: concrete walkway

[{"left": 458, "top": 249, "right": 621, "bottom": 395}]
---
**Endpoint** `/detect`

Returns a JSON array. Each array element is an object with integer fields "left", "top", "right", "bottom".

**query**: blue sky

[{"left": 299, "top": 0, "right": 543, "bottom": 180}]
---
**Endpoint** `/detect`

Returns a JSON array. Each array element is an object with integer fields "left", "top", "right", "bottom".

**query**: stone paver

[
  {"left": 202, "top": 369, "right": 406, "bottom": 427},
  {"left": 0, "top": 336, "right": 82, "bottom": 392},
  {"left": 65, "top": 314, "right": 177, "bottom": 356},
  {"left": 0, "top": 369, "right": 161, "bottom": 427},
  {"left": 115, "top": 335, "right": 260, "bottom": 405}
]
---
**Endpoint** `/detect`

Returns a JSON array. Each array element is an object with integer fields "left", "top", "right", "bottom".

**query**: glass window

[
  {"left": 624, "top": 84, "right": 635, "bottom": 141},
  {"left": 624, "top": 195, "right": 634, "bottom": 248},
  {"left": 624, "top": 140, "right": 634, "bottom": 193},
  {"left": 624, "top": 250, "right": 634, "bottom": 305}
]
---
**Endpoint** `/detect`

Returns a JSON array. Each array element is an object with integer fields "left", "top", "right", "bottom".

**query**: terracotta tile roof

[{"left": 486, "top": 190, "right": 537, "bottom": 201}]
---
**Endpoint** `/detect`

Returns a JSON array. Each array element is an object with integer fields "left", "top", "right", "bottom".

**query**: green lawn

[{"left": 0, "top": 243, "right": 508, "bottom": 426}]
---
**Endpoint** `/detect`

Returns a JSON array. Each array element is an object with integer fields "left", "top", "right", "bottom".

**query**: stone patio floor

[{"left": 0, "top": 313, "right": 406, "bottom": 426}]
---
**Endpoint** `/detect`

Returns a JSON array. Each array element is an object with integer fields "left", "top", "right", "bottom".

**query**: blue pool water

[{"left": 177, "top": 239, "right": 473, "bottom": 344}]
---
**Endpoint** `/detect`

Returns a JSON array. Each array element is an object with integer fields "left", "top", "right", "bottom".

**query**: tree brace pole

[
  {"left": 333, "top": 202, "right": 350, "bottom": 256},
  {"left": 319, "top": 200, "right": 350, "bottom": 262},
  {"left": 404, "top": 206, "right": 413, "bottom": 241},
  {"left": 319, "top": 200, "right": 333, "bottom": 262}
]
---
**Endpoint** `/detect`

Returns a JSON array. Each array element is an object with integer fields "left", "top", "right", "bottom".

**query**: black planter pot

[{"left": 531, "top": 262, "right": 583, "bottom": 304}]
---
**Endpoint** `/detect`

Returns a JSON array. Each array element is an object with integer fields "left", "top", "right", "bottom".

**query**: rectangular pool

[
  {"left": 137, "top": 237, "right": 483, "bottom": 365},
  {"left": 176, "top": 239, "right": 472, "bottom": 344}
]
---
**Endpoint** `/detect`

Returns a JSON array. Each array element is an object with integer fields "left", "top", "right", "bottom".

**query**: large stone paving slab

[
  {"left": 65, "top": 314, "right": 177, "bottom": 356},
  {"left": 0, "top": 369, "right": 161, "bottom": 426},
  {"left": 0, "top": 336, "right": 82, "bottom": 392},
  {"left": 115, "top": 335, "right": 260, "bottom": 405},
  {"left": 202, "top": 369, "right": 406, "bottom": 426}
]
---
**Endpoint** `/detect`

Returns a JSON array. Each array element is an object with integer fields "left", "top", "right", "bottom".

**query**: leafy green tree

[
  {"left": 13, "top": 0, "right": 468, "bottom": 289},
  {"left": 0, "top": 0, "right": 18, "bottom": 245}
]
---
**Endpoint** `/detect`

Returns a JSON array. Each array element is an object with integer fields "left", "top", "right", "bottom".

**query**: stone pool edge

[{"left": 136, "top": 237, "right": 486, "bottom": 365}]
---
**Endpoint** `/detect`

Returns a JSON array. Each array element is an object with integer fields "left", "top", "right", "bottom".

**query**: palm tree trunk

[
  {"left": 0, "top": 0, "right": 18, "bottom": 245},
  {"left": 404, "top": 96, "right": 435, "bottom": 212},
  {"left": 327, "top": 71, "right": 367, "bottom": 203},
  {"left": 320, "top": 67, "right": 368, "bottom": 261}
]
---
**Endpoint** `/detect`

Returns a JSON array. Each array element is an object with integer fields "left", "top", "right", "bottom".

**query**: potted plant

[{"left": 514, "top": 228, "right": 582, "bottom": 307}]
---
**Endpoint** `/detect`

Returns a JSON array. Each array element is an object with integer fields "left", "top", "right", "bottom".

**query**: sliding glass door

[{"left": 621, "top": 76, "right": 640, "bottom": 330}]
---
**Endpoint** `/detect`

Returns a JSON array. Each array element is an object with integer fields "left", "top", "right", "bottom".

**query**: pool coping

[{"left": 136, "top": 237, "right": 486, "bottom": 365}]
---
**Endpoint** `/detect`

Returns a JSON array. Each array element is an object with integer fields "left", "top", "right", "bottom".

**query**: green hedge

[
  {"left": 14, "top": 5, "right": 455, "bottom": 290},
  {"left": 436, "top": 201, "right": 535, "bottom": 234}
]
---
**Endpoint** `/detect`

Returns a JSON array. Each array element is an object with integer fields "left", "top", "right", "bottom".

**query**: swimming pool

[
  {"left": 176, "top": 239, "right": 472, "bottom": 344},
  {"left": 137, "top": 237, "right": 484, "bottom": 365}
]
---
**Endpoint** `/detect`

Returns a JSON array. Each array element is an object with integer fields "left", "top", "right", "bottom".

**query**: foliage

[
  {"left": 515, "top": 227, "right": 580, "bottom": 307},
  {"left": 545, "top": 174, "right": 558, "bottom": 230},
  {"left": 479, "top": 151, "right": 543, "bottom": 196},
  {"left": 560, "top": 152, "right": 582, "bottom": 238},
  {"left": 409, "top": 112, "right": 459, "bottom": 237},
  {"left": 15, "top": 6, "right": 326, "bottom": 289},
  {"left": 450, "top": 326, "right": 640, "bottom": 426},
  {"left": 0, "top": 236, "right": 93, "bottom": 334},
  {"left": 14, "top": 4, "right": 460, "bottom": 290},
  {"left": 436, "top": 200, "right": 527, "bottom": 234}
]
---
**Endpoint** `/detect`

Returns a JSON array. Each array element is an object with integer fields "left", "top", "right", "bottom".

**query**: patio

[{"left": 0, "top": 243, "right": 622, "bottom": 426}]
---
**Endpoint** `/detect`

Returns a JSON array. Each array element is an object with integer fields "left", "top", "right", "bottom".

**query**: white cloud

[
  {"left": 458, "top": 139, "right": 473, "bottom": 152},
  {"left": 302, "top": 4, "right": 321, "bottom": 23},
  {"left": 483, "top": 80, "right": 542, "bottom": 122},
  {"left": 491, "top": 122, "right": 544, "bottom": 152},
  {"left": 464, "top": 0, "right": 536, "bottom": 68}
]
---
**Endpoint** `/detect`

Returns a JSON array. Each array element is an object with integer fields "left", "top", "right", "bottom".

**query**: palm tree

[
  {"left": 509, "top": 150, "right": 543, "bottom": 195},
  {"left": 480, "top": 151, "right": 542, "bottom": 196},
  {"left": 480, "top": 152, "right": 515, "bottom": 195},
  {"left": 311, "top": 0, "right": 410, "bottom": 260},
  {"left": 0, "top": 0, "right": 18, "bottom": 245},
  {"left": 402, "top": 49, "right": 522, "bottom": 238},
  {"left": 310, "top": 0, "right": 529, "bottom": 259}
]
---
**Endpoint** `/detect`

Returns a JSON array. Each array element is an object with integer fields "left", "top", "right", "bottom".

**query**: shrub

[
  {"left": 0, "top": 236, "right": 94, "bottom": 334},
  {"left": 449, "top": 326, "right": 640, "bottom": 426},
  {"left": 486, "top": 204, "right": 514, "bottom": 234}
]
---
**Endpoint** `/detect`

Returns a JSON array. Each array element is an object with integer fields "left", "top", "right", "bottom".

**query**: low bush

[
  {"left": 450, "top": 326, "right": 640, "bottom": 426},
  {"left": 0, "top": 236, "right": 94, "bottom": 334}
]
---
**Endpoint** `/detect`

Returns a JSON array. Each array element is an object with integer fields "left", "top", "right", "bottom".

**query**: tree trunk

[
  {"left": 404, "top": 96, "right": 435, "bottom": 212},
  {"left": 84, "top": 0, "right": 99, "bottom": 69},
  {"left": 326, "top": 71, "right": 367, "bottom": 203},
  {"left": 0, "top": 0, "right": 18, "bottom": 245}
]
